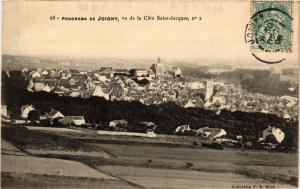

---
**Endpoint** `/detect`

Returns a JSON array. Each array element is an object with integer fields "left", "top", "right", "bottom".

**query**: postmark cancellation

[{"left": 249, "top": 0, "right": 293, "bottom": 53}]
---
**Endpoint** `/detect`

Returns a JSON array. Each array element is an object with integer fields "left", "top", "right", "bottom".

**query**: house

[
  {"left": 27, "top": 80, "right": 34, "bottom": 92},
  {"left": 63, "top": 116, "right": 85, "bottom": 126},
  {"left": 42, "top": 84, "right": 52, "bottom": 92},
  {"left": 184, "top": 100, "right": 195, "bottom": 108},
  {"left": 69, "top": 90, "right": 81, "bottom": 97},
  {"left": 212, "top": 96, "right": 226, "bottom": 105},
  {"left": 138, "top": 121, "right": 157, "bottom": 133},
  {"left": 168, "top": 66, "right": 182, "bottom": 77},
  {"left": 109, "top": 119, "right": 128, "bottom": 131},
  {"left": 21, "top": 105, "right": 35, "bottom": 119},
  {"left": 283, "top": 112, "right": 292, "bottom": 119},
  {"left": 262, "top": 126, "right": 285, "bottom": 143},
  {"left": 98, "top": 75, "right": 108, "bottom": 82},
  {"left": 133, "top": 69, "right": 148, "bottom": 77},
  {"left": 42, "top": 70, "right": 49, "bottom": 75},
  {"left": 1, "top": 105, "right": 8, "bottom": 117},
  {"left": 175, "top": 125, "right": 191, "bottom": 134},
  {"left": 41, "top": 109, "right": 64, "bottom": 120},
  {"left": 187, "top": 82, "right": 205, "bottom": 90},
  {"left": 58, "top": 117, "right": 73, "bottom": 126},
  {"left": 30, "top": 71, "right": 41, "bottom": 78},
  {"left": 114, "top": 69, "right": 129, "bottom": 77},
  {"left": 92, "top": 86, "right": 105, "bottom": 97},
  {"left": 33, "top": 82, "right": 46, "bottom": 92},
  {"left": 197, "top": 127, "right": 226, "bottom": 140}
]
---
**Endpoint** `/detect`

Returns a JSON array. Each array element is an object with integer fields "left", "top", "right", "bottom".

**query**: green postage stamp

[{"left": 250, "top": 1, "right": 293, "bottom": 52}]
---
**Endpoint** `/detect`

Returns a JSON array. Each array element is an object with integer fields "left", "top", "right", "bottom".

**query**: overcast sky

[{"left": 3, "top": 1, "right": 299, "bottom": 68}]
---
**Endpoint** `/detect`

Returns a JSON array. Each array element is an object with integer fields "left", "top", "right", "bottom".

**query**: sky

[{"left": 2, "top": 1, "right": 299, "bottom": 68}]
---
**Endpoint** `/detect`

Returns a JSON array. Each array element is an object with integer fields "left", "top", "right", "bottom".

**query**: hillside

[{"left": 2, "top": 71, "right": 298, "bottom": 151}]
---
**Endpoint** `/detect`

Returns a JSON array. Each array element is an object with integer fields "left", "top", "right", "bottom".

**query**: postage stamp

[{"left": 250, "top": 0, "right": 293, "bottom": 53}]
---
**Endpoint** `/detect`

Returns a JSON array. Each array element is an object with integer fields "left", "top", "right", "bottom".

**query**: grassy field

[
  {"left": 98, "top": 144, "right": 297, "bottom": 185},
  {"left": 38, "top": 143, "right": 297, "bottom": 187},
  {"left": 2, "top": 126, "right": 106, "bottom": 152},
  {"left": 2, "top": 172, "right": 137, "bottom": 189},
  {"left": 2, "top": 125, "right": 298, "bottom": 188},
  {"left": 2, "top": 155, "right": 115, "bottom": 179},
  {"left": 45, "top": 127, "right": 207, "bottom": 148},
  {"left": 97, "top": 165, "right": 294, "bottom": 189}
]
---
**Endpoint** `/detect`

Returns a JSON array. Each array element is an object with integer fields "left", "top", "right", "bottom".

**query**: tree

[
  {"left": 265, "top": 134, "right": 278, "bottom": 144},
  {"left": 27, "top": 110, "right": 40, "bottom": 123}
]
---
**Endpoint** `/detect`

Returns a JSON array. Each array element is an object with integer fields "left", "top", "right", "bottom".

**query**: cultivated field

[
  {"left": 2, "top": 126, "right": 113, "bottom": 158},
  {"left": 93, "top": 143, "right": 298, "bottom": 186},
  {"left": 2, "top": 155, "right": 115, "bottom": 179},
  {"left": 98, "top": 165, "right": 294, "bottom": 189},
  {"left": 2, "top": 125, "right": 298, "bottom": 188},
  {"left": 2, "top": 173, "right": 137, "bottom": 189},
  {"left": 1, "top": 139, "right": 27, "bottom": 156}
]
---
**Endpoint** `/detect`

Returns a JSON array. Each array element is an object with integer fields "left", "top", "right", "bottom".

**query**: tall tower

[
  {"left": 150, "top": 56, "right": 163, "bottom": 77},
  {"left": 205, "top": 79, "right": 214, "bottom": 101}
]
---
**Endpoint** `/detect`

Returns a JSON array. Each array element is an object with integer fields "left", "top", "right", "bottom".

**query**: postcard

[{"left": 1, "top": 1, "right": 299, "bottom": 189}]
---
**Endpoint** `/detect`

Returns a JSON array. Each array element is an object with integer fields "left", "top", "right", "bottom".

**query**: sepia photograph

[{"left": 1, "top": 1, "right": 299, "bottom": 188}]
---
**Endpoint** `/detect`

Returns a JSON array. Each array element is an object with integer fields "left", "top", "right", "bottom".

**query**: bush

[
  {"left": 145, "top": 159, "right": 153, "bottom": 167},
  {"left": 202, "top": 142, "right": 224, "bottom": 150},
  {"left": 185, "top": 162, "right": 194, "bottom": 168}
]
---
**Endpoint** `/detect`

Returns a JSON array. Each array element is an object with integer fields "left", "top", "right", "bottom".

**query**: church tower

[{"left": 205, "top": 78, "right": 214, "bottom": 101}]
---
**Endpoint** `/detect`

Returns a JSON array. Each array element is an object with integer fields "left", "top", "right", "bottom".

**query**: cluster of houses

[
  {"left": 18, "top": 104, "right": 158, "bottom": 135},
  {"left": 1, "top": 102, "right": 286, "bottom": 150},
  {"left": 174, "top": 124, "right": 286, "bottom": 149},
  {"left": 17, "top": 58, "right": 298, "bottom": 121},
  {"left": 175, "top": 125, "right": 227, "bottom": 140},
  {"left": 20, "top": 105, "right": 85, "bottom": 127},
  {"left": 22, "top": 57, "right": 181, "bottom": 97},
  {"left": 17, "top": 103, "right": 287, "bottom": 147},
  {"left": 206, "top": 83, "right": 299, "bottom": 120}
]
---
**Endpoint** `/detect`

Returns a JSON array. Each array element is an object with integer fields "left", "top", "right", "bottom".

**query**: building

[
  {"left": 184, "top": 100, "right": 195, "bottom": 108},
  {"left": 262, "top": 126, "right": 285, "bottom": 143},
  {"left": 205, "top": 80, "right": 214, "bottom": 101},
  {"left": 212, "top": 96, "right": 226, "bottom": 105},
  {"left": 21, "top": 105, "right": 35, "bottom": 119},
  {"left": 114, "top": 69, "right": 129, "bottom": 77},
  {"left": 197, "top": 127, "right": 226, "bottom": 140},
  {"left": 92, "top": 86, "right": 110, "bottom": 100},
  {"left": 33, "top": 82, "right": 46, "bottom": 92},
  {"left": 41, "top": 109, "right": 64, "bottom": 120},
  {"left": 63, "top": 116, "right": 85, "bottom": 126},
  {"left": 1, "top": 105, "right": 8, "bottom": 117},
  {"left": 187, "top": 82, "right": 205, "bottom": 90},
  {"left": 175, "top": 125, "right": 191, "bottom": 134},
  {"left": 138, "top": 121, "right": 157, "bottom": 134},
  {"left": 149, "top": 57, "right": 169, "bottom": 77},
  {"left": 133, "top": 69, "right": 148, "bottom": 77},
  {"left": 109, "top": 119, "right": 128, "bottom": 131}
]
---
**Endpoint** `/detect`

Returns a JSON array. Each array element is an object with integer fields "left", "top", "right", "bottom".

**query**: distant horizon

[{"left": 2, "top": 54, "right": 299, "bottom": 72}]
